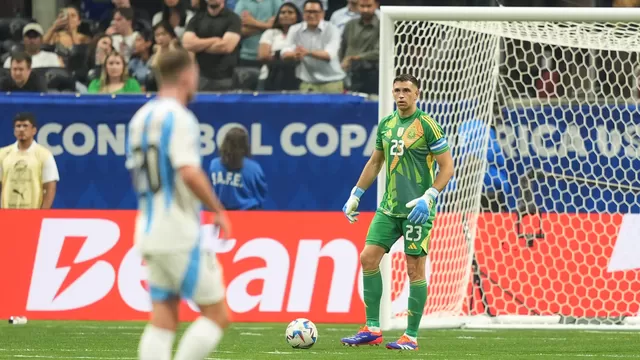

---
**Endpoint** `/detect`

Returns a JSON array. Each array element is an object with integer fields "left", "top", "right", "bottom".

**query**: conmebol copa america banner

[{"left": 0, "top": 94, "right": 638, "bottom": 213}]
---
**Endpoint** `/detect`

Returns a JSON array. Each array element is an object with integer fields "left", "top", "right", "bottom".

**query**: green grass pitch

[{"left": 1, "top": 321, "right": 639, "bottom": 359}]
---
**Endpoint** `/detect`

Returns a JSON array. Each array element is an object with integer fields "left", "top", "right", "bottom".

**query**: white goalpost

[{"left": 378, "top": 6, "right": 640, "bottom": 330}]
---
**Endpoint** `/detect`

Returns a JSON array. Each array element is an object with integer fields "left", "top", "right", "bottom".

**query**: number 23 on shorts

[{"left": 402, "top": 222, "right": 430, "bottom": 256}]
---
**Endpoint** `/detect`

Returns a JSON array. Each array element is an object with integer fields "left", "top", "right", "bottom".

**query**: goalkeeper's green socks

[
  {"left": 362, "top": 268, "right": 383, "bottom": 331},
  {"left": 405, "top": 279, "right": 428, "bottom": 339}
]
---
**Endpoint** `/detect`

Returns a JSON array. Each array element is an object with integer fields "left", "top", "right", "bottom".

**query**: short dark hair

[
  {"left": 154, "top": 48, "right": 193, "bottom": 84},
  {"left": 10, "top": 51, "right": 32, "bottom": 68},
  {"left": 14, "top": 112, "right": 37, "bottom": 127},
  {"left": 393, "top": 74, "right": 419, "bottom": 88},
  {"left": 114, "top": 7, "right": 134, "bottom": 21},
  {"left": 303, "top": 0, "right": 324, "bottom": 11},
  {"left": 220, "top": 128, "right": 251, "bottom": 171}
]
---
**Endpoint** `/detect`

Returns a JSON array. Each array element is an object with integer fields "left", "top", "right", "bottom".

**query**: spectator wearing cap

[
  {"left": 0, "top": 52, "right": 47, "bottom": 92},
  {"left": 3, "top": 23, "right": 64, "bottom": 69},
  {"left": 281, "top": 0, "right": 345, "bottom": 93},
  {"left": 183, "top": 0, "right": 242, "bottom": 91},
  {"left": 43, "top": 6, "right": 91, "bottom": 50},
  {"left": 110, "top": 7, "right": 140, "bottom": 62},
  {"left": 99, "top": 0, "right": 150, "bottom": 32}
]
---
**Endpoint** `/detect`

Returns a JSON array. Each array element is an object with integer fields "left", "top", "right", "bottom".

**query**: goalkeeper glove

[
  {"left": 343, "top": 186, "right": 365, "bottom": 224},
  {"left": 406, "top": 187, "right": 439, "bottom": 225}
]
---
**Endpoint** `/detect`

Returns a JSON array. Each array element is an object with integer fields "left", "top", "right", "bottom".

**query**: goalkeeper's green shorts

[{"left": 365, "top": 210, "right": 435, "bottom": 257}]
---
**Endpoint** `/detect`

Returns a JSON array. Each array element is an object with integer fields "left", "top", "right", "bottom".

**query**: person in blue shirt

[{"left": 209, "top": 127, "right": 268, "bottom": 210}]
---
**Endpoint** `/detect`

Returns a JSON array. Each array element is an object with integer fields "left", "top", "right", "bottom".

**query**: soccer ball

[{"left": 285, "top": 318, "right": 317, "bottom": 349}]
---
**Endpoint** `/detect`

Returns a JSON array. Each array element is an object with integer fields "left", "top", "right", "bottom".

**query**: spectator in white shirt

[
  {"left": 257, "top": 2, "right": 301, "bottom": 88},
  {"left": 110, "top": 7, "right": 139, "bottom": 61},
  {"left": 330, "top": 0, "right": 380, "bottom": 33},
  {"left": 281, "top": 0, "right": 345, "bottom": 93},
  {"left": 3, "top": 23, "right": 64, "bottom": 69},
  {"left": 152, "top": 0, "right": 195, "bottom": 39}
]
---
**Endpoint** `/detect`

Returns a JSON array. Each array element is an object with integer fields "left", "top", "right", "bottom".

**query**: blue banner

[
  {"left": 2, "top": 94, "right": 638, "bottom": 213},
  {"left": 498, "top": 104, "right": 640, "bottom": 213},
  {"left": 0, "top": 94, "right": 378, "bottom": 211}
]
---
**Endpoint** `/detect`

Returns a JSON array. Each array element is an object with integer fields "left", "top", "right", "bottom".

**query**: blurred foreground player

[
  {"left": 126, "top": 48, "right": 232, "bottom": 360},
  {"left": 340, "top": 74, "right": 454, "bottom": 351}
]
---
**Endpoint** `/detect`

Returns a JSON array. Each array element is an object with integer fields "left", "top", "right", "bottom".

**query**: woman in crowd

[
  {"left": 257, "top": 2, "right": 302, "bottom": 90},
  {"left": 43, "top": 6, "right": 91, "bottom": 50},
  {"left": 149, "top": 21, "right": 180, "bottom": 68},
  {"left": 209, "top": 128, "right": 268, "bottom": 211},
  {"left": 152, "top": 0, "right": 195, "bottom": 39},
  {"left": 128, "top": 31, "right": 153, "bottom": 87},
  {"left": 87, "top": 52, "right": 141, "bottom": 94}
]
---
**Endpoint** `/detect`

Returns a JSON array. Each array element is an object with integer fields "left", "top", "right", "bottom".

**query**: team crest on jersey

[
  {"left": 397, "top": 127, "right": 405, "bottom": 137},
  {"left": 407, "top": 128, "right": 416, "bottom": 140}
]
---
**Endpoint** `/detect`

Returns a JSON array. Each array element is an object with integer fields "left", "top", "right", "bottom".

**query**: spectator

[
  {"left": 110, "top": 7, "right": 140, "bottom": 61},
  {"left": 128, "top": 31, "right": 153, "bottom": 86},
  {"left": 209, "top": 128, "right": 267, "bottom": 210},
  {"left": 286, "top": 0, "right": 328, "bottom": 12},
  {"left": 87, "top": 33, "right": 114, "bottom": 74},
  {"left": 339, "top": 0, "right": 379, "bottom": 94},
  {"left": 282, "top": 0, "right": 345, "bottom": 93},
  {"left": 0, "top": 52, "right": 47, "bottom": 92},
  {"left": 3, "top": 23, "right": 64, "bottom": 69},
  {"left": 43, "top": 6, "right": 91, "bottom": 50},
  {"left": 257, "top": 2, "right": 301, "bottom": 90},
  {"left": 183, "top": 0, "right": 241, "bottom": 91},
  {"left": 99, "top": 0, "right": 151, "bottom": 33},
  {"left": 87, "top": 52, "right": 141, "bottom": 93},
  {"left": 152, "top": 0, "right": 195, "bottom": 39},
  {"left": 150, "top": 21, "right": 181, "bottom": 68},
  {"left": 330, "top": 0, "right": 379, "bottom": 33},
  {"left": 234, "top": 0, "right": 281, "bottom": 66},
  {"left": 0, "top": 112, "right": 59, "bottom": 209}
]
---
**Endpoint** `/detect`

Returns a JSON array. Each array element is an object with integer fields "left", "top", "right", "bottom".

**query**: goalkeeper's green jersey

[{"left": 376, "top": 108, "right": 450, "bottom": 218}]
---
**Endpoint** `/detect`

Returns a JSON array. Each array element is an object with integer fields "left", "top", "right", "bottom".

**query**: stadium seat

[
  {"left": 9, "top": 18, "right": 31, "bottom": 41},
  {"left": 79, "top": 19, "right": 98, "bottom": 38},
  {"left": 0, "top": 52, "right": 9, "bottom": 65},
  {"left": 0, "top": 67, "right": 8, "bottom": 81},
  {"left": 68, "top": 45, "right": 90, "bottom": 83},
  {"left": 233, "top": 67, "right": 260, "bottom": 91},
  {"left": 2, "top": 39, "right": 19, "bottom": 54},
  {"left": 144, "top": 71, "right": 157, "bottom": 92},
  {"left": 0, "top": 18, "right": 12, "bottom": 41},
  {"left": 34, "top": 67, "right": 76, "bottom": 92},
  {"left": 87, "top": 67, "right": 101, "bottom": 83}
]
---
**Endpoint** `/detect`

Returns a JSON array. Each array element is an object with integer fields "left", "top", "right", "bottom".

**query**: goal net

[{"left": 378, "top": 6, "right": 640, "bottom": 330}]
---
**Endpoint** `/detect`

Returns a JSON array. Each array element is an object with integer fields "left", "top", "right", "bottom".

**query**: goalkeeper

[{"left": 340, "top": 74, "right": 454, "bottom": 351}]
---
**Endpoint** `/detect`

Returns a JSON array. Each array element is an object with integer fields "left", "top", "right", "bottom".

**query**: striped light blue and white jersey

[{"left": 126, "top": 97, "right": 202, "bottom": 254}]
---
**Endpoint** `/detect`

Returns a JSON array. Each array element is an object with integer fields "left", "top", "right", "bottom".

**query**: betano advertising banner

[{"left": 1, "top": 210, "right": 639, "bottom": 322}]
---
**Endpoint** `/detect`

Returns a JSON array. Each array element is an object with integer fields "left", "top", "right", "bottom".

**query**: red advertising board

[{"left": 1, "top": 210, "right": 639, "bottom": 322}]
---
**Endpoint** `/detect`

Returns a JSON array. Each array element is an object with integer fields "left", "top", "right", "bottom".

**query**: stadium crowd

[{"left": 0, "top": 0, "right": 385, "bottom": 94}]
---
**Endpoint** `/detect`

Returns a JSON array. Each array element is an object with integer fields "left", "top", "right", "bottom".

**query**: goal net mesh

[{"left": 386, "top": 19, "right": 640, "bottom": 328}]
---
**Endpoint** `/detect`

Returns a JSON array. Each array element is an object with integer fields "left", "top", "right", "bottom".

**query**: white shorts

[{"left": 143, "top": 247, "right": 225, "bottom": 306}]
